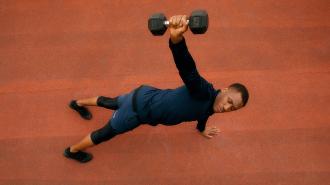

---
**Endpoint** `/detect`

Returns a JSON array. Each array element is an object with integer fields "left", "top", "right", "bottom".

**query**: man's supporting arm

[
  {"left": 197, "top": 117, "right": 221, "bottom": 139},
  {"left": 196, "top": 116, "right": 208, "bottom": 132}
]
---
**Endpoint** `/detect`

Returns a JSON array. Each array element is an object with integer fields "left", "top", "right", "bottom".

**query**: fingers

[
  {"left": 169, "top": 16, "right": 173, "bottom": 25},
  {"left": 169, "top": 16, "right": 175, "bottom": 27},
  {"left": 175, "top": 15, "right": 182, "bottom": 26},
  {"left": 169, "top": 15, "right": 187, "bottom": 28},
  {"left": 208, "top": 132, "right": 218, "bottom": 136},
  {"left": 171, "top": 15, "right": 180, "bottom": 27},
  {"left": 207, "top": 132, "right": 219, "bottom": 138},
  {"left": 204, "top": 126, "right": 221, "bottom": 138},
  {"left": 210, "top": 127, "right": 220, "bottom": 131},
  {"left": 209, "top": 126, "right": 220, "bottom": 132},
  {"left": 201, "top": 131, "right": 213, "bottom": 139},
  {"left": 181, "top": 15, "right": 188, "bottom": 26},
  {"left": 204, "top": 134, "right": 213, "bottom": 139},
  {"left": 201, "top": 126, "right": 222, "bottom": 139}
]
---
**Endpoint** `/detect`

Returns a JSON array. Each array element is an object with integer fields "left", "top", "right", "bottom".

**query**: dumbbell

[{"left": 148, "top": 10, "right": 208, "bottom": 36}]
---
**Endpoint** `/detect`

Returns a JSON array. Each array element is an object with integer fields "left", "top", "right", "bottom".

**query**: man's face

[{"left": 213, "top": 88, "right": 243, "bottom": 113}]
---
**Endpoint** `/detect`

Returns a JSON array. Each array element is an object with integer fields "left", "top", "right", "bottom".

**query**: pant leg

[
  {"left": 96, "top": 96, "right": 119, "bottom": 110},
  {"left": 90, "top": 121, "right": 117, "bottom": 145},
  {"left": 109, "top": 90, "right": 141, "bottom": 134},
  {"left": 96, "top": 88, "right": 136, "bottom": 110},
  {"left": 91, "top": 89, "right": 141, "bottom": 145}
]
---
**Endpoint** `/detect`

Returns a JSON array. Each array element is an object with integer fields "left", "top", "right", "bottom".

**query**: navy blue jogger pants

[{"left": 90, "top": 89, "right": 142, "bottom": 145}]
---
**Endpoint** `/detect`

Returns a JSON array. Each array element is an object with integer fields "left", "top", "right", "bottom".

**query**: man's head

[{"left": 213, "top": 83, "right": 249, "bottom": 113}]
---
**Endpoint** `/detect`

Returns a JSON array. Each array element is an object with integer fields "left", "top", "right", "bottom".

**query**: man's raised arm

[{"left": 168, "top": 15, "right": 212, "bottom": 99}]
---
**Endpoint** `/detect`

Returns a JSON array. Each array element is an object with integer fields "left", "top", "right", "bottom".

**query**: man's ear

[{"left": 223, "top": 88, "right": 229, "bottom": 93}]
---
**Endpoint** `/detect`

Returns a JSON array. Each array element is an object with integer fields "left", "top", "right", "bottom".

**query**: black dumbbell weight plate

[
  {"left": 148, "top": 13, "right": 167, "bottom": 36},
  {"left": 189, "top": 10, "right": 208, "bottom": 34}
]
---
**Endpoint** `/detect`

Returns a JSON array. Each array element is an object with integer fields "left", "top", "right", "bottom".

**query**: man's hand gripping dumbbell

[
  {"left": 168, "top": 15, "right": 189, "bottom": 44},
  {"left": 148, "top": 10, "right": 208, "bottom": 36}
]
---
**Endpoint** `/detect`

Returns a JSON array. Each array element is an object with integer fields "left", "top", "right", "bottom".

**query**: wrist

[{"left": 170, "top": 35, "right": 183, "bottom": 44}]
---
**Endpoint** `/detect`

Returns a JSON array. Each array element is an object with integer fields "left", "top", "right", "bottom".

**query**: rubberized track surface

[{"left": 0, "top": 0, "right": 329, "bottom": 184}]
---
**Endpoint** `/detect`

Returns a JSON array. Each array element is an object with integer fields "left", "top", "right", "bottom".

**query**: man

[{"left": 64, "top": 15, "right": 249, "bottom": 163}]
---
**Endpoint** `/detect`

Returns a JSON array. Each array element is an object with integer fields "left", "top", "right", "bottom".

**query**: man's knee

[
  {"left": 90, "top": 123, "right": 118, "bottom": 145},
  {"left": 96, "top": 96, "right": 119, "bottom": 110}
]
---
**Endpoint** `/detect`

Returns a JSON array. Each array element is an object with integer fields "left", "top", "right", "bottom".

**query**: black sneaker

[
  {"left": 69, "top": 100, "right": 92, "bottom": 120},
  {"left": 63, "top": 147, "right": 93, "bottom": 163}
]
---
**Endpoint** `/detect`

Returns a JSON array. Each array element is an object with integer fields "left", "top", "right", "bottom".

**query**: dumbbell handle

[{"left": 164, "top": 20, "right": 190, "bottom": 26}]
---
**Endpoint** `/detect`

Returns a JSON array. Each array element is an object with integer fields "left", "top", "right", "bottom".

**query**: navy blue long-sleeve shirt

[{"left": 133, "top": 37, "right": 220, "bottom": 132}]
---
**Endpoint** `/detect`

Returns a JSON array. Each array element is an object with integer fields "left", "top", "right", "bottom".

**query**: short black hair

[{"left": 229, "top": 83, "right": 249, "bottom": 106}]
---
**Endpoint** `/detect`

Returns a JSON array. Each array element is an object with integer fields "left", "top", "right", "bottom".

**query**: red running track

[{"left": 0, "top": 0, "right": 329, "bottom": 184}]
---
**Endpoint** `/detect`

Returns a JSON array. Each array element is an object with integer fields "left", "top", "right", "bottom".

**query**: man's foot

[
  {"left": 63, "top": 147, "right": 93, "bottom": 163},
  {"left": 69, "top": 100, "right": 92, "bottom": 120}
]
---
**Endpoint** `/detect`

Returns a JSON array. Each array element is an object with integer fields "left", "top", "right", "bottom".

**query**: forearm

[
  {"left": 169, "top": 37, "right": 211, "bottom": 99},
  {"left": 196, "top": 117, "right": 207, "bottom": 132},
  {"left": 169, "top": 37, "right": 197, "bottom": 74},
  {"left": 170, "top": 34, "right": 183, "bottom": 44}
]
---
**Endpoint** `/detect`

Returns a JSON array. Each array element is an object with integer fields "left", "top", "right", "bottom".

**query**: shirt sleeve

[
  {"left": 196, "top": 116, "right": 209, "bottom": 132},
  {"left": 169, "top": 37, "right": 212, "bottom": 100}
]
